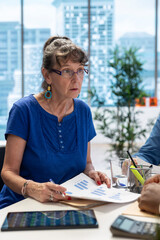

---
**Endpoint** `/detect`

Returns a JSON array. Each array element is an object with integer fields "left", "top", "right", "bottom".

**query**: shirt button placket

[{"left": 58, "top": 123, "right": 64, "bottom": 151}]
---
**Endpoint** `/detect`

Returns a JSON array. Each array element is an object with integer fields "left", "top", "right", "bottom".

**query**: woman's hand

[
  {"left": 138, "top": 183, "right": 160, "bottom": 215},
  {"left": 87, "top": 170, "right": 111, "bottom": 188},
  {"left": 26, "top": 181, "right": 70, "bottom": 203}
]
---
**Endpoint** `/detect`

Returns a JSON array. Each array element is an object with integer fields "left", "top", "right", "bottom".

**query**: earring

[{"left": 45, "top": 85, "right": 52, "bottom": 99}]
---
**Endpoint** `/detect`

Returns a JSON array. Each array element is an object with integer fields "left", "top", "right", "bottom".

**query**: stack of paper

[{"left": 61, "top": 173, "right": 140, "bottom": 204}]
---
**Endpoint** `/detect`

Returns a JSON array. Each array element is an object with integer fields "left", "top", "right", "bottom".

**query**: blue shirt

[
  {"left": 0, "top": 95, "right": 96, "bottom": 209},
  {"left": 133, "top": 114, "right": 160, "bottom": 165}
]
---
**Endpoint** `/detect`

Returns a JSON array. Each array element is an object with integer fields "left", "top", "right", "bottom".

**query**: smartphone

[
  {"left": 110, "top": 215, "right": 159, "bottom": 239},
  {"left": 1, "top": 209, "right": 98, "bottom": 231}
]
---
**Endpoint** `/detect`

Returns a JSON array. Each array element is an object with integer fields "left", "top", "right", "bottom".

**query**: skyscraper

[
  {"left": 0, "top": 22, "right": 50, "bottom": 140},
  {"left": 52, "top": 0, "right": 114, "bottom": 103},
  {"left": 0, "top": 22, "right": 21, "bottom": 116},
  {"left": 0, "top": 22, "right": 50, "bottom": 115}
]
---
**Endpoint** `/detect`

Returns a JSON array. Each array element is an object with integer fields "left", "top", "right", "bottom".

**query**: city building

[
  {"left": 52, "top": 0, "right": 114, "bottom": 103},
  {"left": 0, "top": 22, "right": 50, "bottom": 139}
]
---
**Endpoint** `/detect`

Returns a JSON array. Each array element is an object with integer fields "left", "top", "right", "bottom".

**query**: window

[
  {"left": 115, "top": 0, "right": 156, "bottom": 98},
  {"left": 0, "top": 1, "right": 21, "bottom": 140},
  {"left": 0, "top": 0, "right": 159, "bottom": 141}
]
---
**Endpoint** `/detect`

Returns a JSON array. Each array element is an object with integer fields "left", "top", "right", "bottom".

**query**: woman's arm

[
  {"left": 84, "top": 142, "right": 111, "bottom": 187},
  {"left": 1, "top": 134, "right": 67, "bottom": 202},
  {"left": 83, "top": 142, "right": 95, "bottom": 175},
  {"left": 1, "top": 134, "right": 27, "bottom": 194}
]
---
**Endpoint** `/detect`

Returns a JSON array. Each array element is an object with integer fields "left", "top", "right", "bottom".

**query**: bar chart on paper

[
  {"left": 74, "top": 180, "right": 89, "bottom": 190},
  {"left": 61, "top": 173, "right": 139, "bottom": 203},
  {"left": 91, "top": 187, "right": 107, "bottom": 197}
]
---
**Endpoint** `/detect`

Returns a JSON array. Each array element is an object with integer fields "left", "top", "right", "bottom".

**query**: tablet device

[{"left": 1, "top": 209, "right": 98, "bottom": 231}]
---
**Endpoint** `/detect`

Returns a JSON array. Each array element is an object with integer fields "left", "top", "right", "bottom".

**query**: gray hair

[{"left": 41, "top": 36, "right": 88, "bottom": 90}]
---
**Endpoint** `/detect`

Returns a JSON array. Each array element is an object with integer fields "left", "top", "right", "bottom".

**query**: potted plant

[{"left": 90, "top": 46, "right": 153, "bottom": 159}]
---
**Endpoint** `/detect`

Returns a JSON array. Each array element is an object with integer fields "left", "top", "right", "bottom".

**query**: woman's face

[{"left": 49, "top": 60, "right": 85, "bottom": 100}]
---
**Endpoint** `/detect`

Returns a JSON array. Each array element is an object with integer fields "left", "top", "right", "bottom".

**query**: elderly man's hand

[
  {"left": 143, "top": 174, "right": 160, "bottom": 186},
  {"left": 138, "top": 183, "right": 160, "bottom": 215},
  {"left": 122, "top": 158, "right": 138, "bottom": 175}
]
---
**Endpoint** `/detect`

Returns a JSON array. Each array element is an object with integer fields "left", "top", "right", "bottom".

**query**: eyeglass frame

[{"left": 50, "top": 68, "right": 89, "bottom": 78}]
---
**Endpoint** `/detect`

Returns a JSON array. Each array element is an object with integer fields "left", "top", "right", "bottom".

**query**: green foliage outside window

[{"left": 90, "top": 46, "right": 154, "bottom": 158}]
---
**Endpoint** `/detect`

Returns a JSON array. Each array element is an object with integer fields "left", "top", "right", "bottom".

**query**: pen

[
  {"left": 144, "top": 164, "right": 153, "bottom": 177},
  {"left": 49, "top": 178, "right": 55, "bottom": 183},
  {"left": 127, "top": 150, "right": 137, "bottom": 168},
  {"left": 49, "top": 179, "right": 66, "bottom": 197}
]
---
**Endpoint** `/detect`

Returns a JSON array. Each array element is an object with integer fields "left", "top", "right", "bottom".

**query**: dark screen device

[
  {"left": 1, "top": 209, "right": 98, "bottom": 231},
  {"left": 110, "top": 215, "right": 160, "bottom": 239}
]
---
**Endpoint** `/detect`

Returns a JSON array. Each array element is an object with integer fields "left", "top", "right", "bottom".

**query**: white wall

[{"left": 91, "top": 106, "right": 160, "bottom": 144}]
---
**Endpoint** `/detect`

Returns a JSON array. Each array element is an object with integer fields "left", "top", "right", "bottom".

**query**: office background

[{"left": 0, "top": 0, "right": 159, "bottom": 142}]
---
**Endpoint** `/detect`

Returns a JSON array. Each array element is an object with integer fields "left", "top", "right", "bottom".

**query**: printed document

[{"left": 61, "top": 173, "right": 139, "bottom": 203}]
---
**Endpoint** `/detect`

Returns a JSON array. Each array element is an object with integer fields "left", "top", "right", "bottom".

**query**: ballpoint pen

[
  {"left": 144, "top": 164, "right": 153, "bottom": 176},
  {"left": 49, "top": 179, "right": 66, "bottom": 197},
  {"left": 49, "top": 178, "right": 55, "bottom": 183}
]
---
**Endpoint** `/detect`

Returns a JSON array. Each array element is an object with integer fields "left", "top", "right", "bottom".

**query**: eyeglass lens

[{"left": 62, "top": 69, "right": 85, "bottom": 78}]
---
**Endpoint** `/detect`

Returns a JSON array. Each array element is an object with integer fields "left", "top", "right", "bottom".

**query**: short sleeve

[{"left": 5, "top": 104, "right": 29, "bottom": 141}]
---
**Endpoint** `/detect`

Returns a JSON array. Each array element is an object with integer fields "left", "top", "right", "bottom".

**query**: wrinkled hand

[
  {"left": 138, "top": 183, "right": 160, "bottom": 215},
  {"left": 122, "top": 158, "right": 138, "bottom": 175},
  {"left": 143, "top": 174, "right": 160, "bottom": 186},
  {"left": 88, "top": 170, "right": 111, "bottom": 188},
  {"left": 27, "top": 181, "right": 69, "bottom": 203}
]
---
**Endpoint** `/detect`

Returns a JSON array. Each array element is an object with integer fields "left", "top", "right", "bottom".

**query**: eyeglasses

[{"left": 51, "top": 68, "right": 88, "bottom": 79}]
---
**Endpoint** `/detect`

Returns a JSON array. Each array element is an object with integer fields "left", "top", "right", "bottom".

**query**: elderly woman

[{"left": 0, "top": 36, "right": 110, "bottom": 209}]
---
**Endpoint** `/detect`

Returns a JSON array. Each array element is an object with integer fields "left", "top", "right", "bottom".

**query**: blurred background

[{"left": 0, "top": 1, "right": 159, "bottom": 167}]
